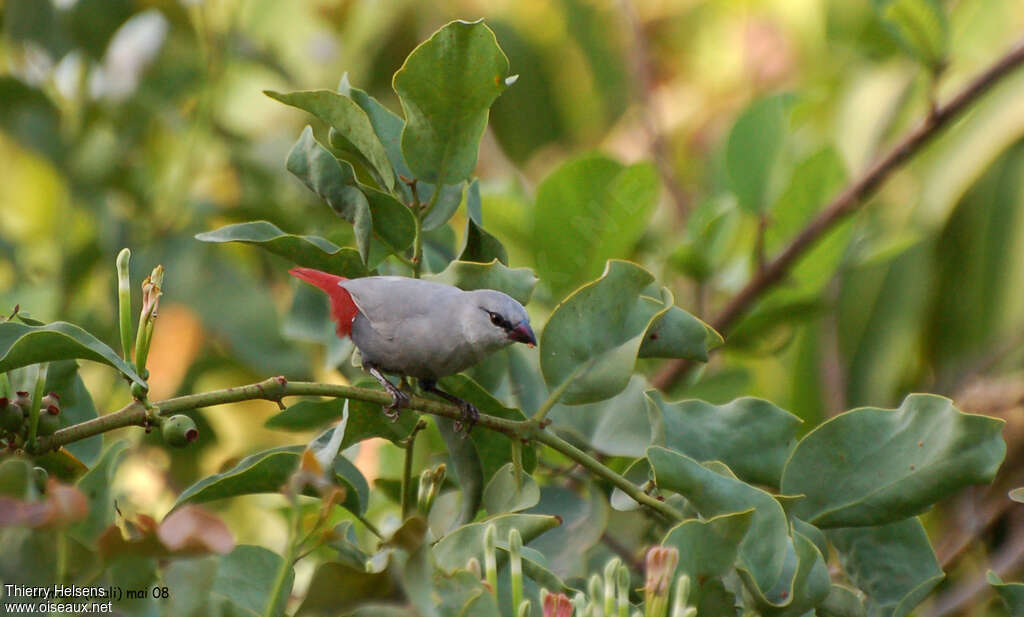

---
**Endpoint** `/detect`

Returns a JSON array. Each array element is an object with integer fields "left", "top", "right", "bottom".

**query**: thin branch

[
  {"left": 34, "top": 376, "right": 685, "bottom": 523},
  {"left": 619, "top": 0, "right": 691, "bottom": 218},
  {"left": 652, "top": 35, "right": 1024, "bottom": 390}
]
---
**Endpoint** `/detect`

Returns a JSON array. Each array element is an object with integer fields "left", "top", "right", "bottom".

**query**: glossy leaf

[
  {"left": 196, "top": 221, "right": 370, "bottom": 278},
  {"left": 393, "top": 20, "right": 512, "bottom": 184},
  {"left": 781, "top": 394, "right": 1006, "bottom": 527},
  {"left": 426, "top": 259, "right": 537, "bottom": 305},
  {"left": 0, "top": 321, "right": 144, "bottom": 386},
  {"left": 461, "top": 220, "right": 508, "bottom": 267},
  {"left": 726, "top": 94, "right": 790, "bottom": 213},
  {"left": 483, "top": 462, "right": 540, "bottom": 514},
  {"left": 287, "top": 126, "right": 373, "bottom": 262},
  {"left": 266, "top": 89, "right": 395, "bottom": 190},
  {"left": 648, "top": 446, "right": 788, "bottom": 594},
  {"left": 646, "top": 392, "right": 801, "bottom": 487},
  {"left": 828, "top": 518, "right": 944, "bottom": 617},
  {"left": 987, "top": 571, "right": 1024, "bottom": 615},
  {"left": 362, "top": 185, "right": 416, "bottom": 257},
  {"left": 422, "top": 183, "right": 466, "bottom": 231},
  {"left": 541, "top": 261, "right": 713, "bottom": 405},
  {"left": 533, "top": 154, "right": 658, "bottom": 296},
  {"left": 432, "top": 513, "right": 561, "bottom": 572}
]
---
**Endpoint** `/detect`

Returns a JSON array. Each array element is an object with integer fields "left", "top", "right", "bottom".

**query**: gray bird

[{"left": 290, "top": 267, "right": 536, "bottom": 431}]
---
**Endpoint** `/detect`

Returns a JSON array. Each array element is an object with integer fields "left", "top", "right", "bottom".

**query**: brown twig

[
  {"left": 619, "top": 0, "right": 691, "bottom": 218},
  {"left": 652, "top": 35, "right": 1024, "bottom": 391}
]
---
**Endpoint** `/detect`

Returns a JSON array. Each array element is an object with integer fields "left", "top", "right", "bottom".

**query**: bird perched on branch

[{"left": 289, "top": 267, "right": 536, "bottom": 432}]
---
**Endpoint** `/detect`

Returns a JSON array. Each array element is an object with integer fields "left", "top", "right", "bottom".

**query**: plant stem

[
  {"left": 400, "top": 421, "right": 426, "bottom": 520},
  {"left": 34, "top": 377, "right": 684, "bottom": 521},
  {"left": 652, "top": 34, "right": 1024, "bottom": 390},
  {"left": 531, "top": 367, "right": 581, "bottom": 423},
  {"left": 263, "top": 495, "right": 300, "bottom": 617},
  {"left": 533, "top": 430, "right": 682, "bottom": 521},
  {"left": 25, "top": 364, "right": 47, "bottom": 450}
]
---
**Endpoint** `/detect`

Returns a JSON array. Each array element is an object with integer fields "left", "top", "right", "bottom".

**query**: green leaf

[
  {"left": 296, "top": 561, "right": 398, "bottom": 616},
  {"left": 524, "top": 488, "right": 607, "bottom": 578},
  {"left": 828, "top": 518, "right": 944, "bottom": 617},
  {"left": 44, "top": 360, "right": 101, "bottom": 466},
  {"left": 987, "top": 571, "right": 1024, "bottom": 615},
  {"left": 422, "top": 183, "right": 466, "bottom": 231},
  {"left": 69, "top": 441, "right": 129, "bottom": 545},
  {"left": 546, "top": 375, "right": 653, "bottom": 458},
  {"left": 437, "top": 415, "right": 484, "bottom": 530},
  {"left": 0, "top": 458, "right": 35, "bottom": 500},
  {"left": 287, "top": 126, "right": 373, "bottom": 263},
  {"left": 266, "top": 89, "right": 395, "bottom": 190},
  {"left": 393, "top": 20, "right": 512, "bottom": 184},
  {"left": 362, "top": 185, "right": 416, "bottom": 258},
  {"left": 661, "top": 509, "right": 754, "bottom": 581},
  {"left": 541, "top": 261, "right": 712, "bottom": 405},
  {"left": 432, "top": 513, "right": 561, "bottom": 572},
  {"left": 173, "top": 446, "right": 370, "bottom": 516},
  {"left": 0, "top": 76, "right": 63, "bottom": 163},
  {"left": 165, "top": 555, "right": 219, "bottom": 617},
  {"left": 533, "top": 154, "right": 658, "bottom": 297},
  {"left": 639, "top": 302, "right": 723, "bottom": 361},
  {"left": 738, "top": 532, "right": 830, "bottom": 617},
  {"left": 196, "top": 221, "right": 370, "bottom": 278},
  {"left": 726, "top": 94, "right": 790, "bottom": 214},
  {"left": 818, "top": 584, "right": 867, "bottom": 617},
  {"left": 465, "top": 178, "right": 484, "bottom": 226},
  {"left": 425, "top": 259, "right": 537, "bottom": 305},
  {"left": 439, "top": 375, "right": 537, "bottom": 482},
  {"left": 0, "top": 321, "right": 145, "bottom": 386},
  {"left": 781, "top": 394, "right": 1006, "bottom": 527},
  {"left": 646, "top": 392, "right": 801, "bottom": 487},
  {"left": 875, "top": 0, "right": 948, "bottom": 70},
  {"left": 460, "top": 213, "right": 508, "bottom": 267},
  {"left": 265, "top": 396, "right": 416, "bottom": 447},
  {"left": 483, "top": 462, "right": 540, "bottom": 514},
  {"left": 212, "top": 545, "right": 293, "bottom": 617},
  {"left": 648, "top": 446, "right": 789, "bottom": 595}
]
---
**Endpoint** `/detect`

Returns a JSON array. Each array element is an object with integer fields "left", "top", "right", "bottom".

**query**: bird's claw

[
  {"left": 454, "top": 402, "right": 480, "bottom": 436},
  {"left": 383, "top": 388, "right": 410, "bottom": 421}
]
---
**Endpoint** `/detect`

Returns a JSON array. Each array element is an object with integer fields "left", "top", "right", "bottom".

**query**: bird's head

[{"left": 468, "top": 290, "right": 536, "bottom": 349}]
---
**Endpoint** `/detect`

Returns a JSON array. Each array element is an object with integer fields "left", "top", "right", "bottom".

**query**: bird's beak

[{"left": 509, "top": 322, "right": 537, "bottom": 347}]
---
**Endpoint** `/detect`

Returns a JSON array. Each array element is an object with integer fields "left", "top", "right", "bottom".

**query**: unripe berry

[
  {"left": 36, "top": 409, "right": 61, "bottom": 436},
  {"left": 0, "top": 398, "right": 23, "bottom": 432},
  {"left": 162, "top": 415, "right": 198, "bottom": 447},
  {"left": 131, "top": 382, "right": 149, "bottom": 400},
  {"left": 14, "top": 391, "right": 32, "bottom": 412}
]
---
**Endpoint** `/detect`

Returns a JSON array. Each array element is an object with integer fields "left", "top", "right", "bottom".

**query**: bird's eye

[{"left": 489, "top": 312, "right": 503, "bottom": 327}]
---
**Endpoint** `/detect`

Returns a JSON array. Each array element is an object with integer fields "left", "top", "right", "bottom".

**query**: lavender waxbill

[{"left": 290, "top": 268, "right": 536, "bottom": 432}]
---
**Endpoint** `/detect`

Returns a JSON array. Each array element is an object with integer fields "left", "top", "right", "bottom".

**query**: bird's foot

[
  {"left": 454, "top": 401, "right": 480, "bottom": 436},
  {"left": 383, "top": 386, "right": 410, "bottom": 421}
]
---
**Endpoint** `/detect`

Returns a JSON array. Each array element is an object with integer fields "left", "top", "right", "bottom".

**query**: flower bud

[
  {"left": 15, "top": 391, "right": 32, "bottom": 411},
  {"left": 644, "top": 546, "right": 679, "bottom": 617},
  {"left": 131, "top": 381, "right": 149, "bottom": 400},
  {"left": 162, "top": 415, "right": 199, "bottom": 447}
]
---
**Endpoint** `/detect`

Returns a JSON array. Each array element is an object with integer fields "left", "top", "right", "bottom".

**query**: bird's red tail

[{"left": 288, "top": 268, "right": 359, "bottom": 337}]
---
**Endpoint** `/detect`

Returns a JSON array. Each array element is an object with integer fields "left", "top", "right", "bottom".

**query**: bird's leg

[
  {"left": 419, "top": 379, "right": 479, "bottom": 435},
  {"left": 365, "top": 364, "right": 409, "bottom": 420}
]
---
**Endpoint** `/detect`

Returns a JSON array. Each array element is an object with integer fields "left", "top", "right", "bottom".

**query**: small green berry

[
  {"left": 131, "top": 382, "right": 149, "bottom": 400},
  {"left": 0, "top": 398, "right": 23, "bottom": 433},
  {"left": 36, "top": 411, "right": 61, "bottom": 436},
  {"left": 162, "top": 415, "right": 198, "bottom": 447}
]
